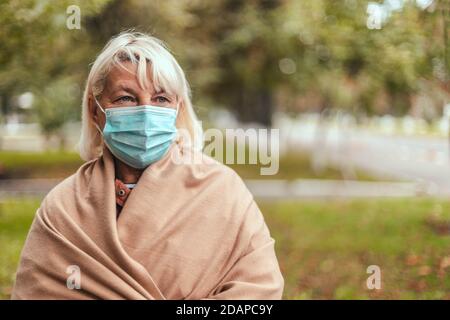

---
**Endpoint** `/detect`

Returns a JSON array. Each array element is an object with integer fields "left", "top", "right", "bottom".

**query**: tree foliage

[{"left": 0, "top": 0, "right": 447, "bottom": 135}]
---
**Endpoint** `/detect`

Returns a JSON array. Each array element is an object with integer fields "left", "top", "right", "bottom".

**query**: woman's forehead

[
  {"left": 105, "top": 62, "right": 157, "bottom": 92},
  {"left": 100, "top": 56, "right": 179, "bottom": 99}
]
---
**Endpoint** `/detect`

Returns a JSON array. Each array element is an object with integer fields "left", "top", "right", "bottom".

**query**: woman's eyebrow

[
  {"left": 111, "top": 84, "right": 173, "bottom": 97},
  {"left": 153, "top": 89, "right": 167, "bottom": 95},
  {"left": 154, "top": 89, "right": 176, "bottom": 98},
  {"left": 113, "top": 84, "right": 138, "bottom": 95}
]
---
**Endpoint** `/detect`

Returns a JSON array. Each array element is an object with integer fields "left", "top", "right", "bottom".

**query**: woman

[{"left": 12, "top": 32, "right": 284, "bottom": 300}]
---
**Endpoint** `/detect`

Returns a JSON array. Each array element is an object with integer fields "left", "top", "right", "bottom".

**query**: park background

[{"left": 0, "top": 0, "right": 449, "bottom": 299}]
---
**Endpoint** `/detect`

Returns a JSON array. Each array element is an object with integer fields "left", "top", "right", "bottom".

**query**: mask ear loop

[
  {"left": 175, "top": 100, "right": 180, "bottom": 117},
  {"left": 174, "top": 101, "right": 181, "bottom": 146},
  {"left": 93, "top": 96, "right": 106, "bottom": 135}
]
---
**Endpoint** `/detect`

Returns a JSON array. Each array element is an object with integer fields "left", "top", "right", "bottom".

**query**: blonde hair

[{"left": 78, "top": 31, "right": 203, "bottom": 161}]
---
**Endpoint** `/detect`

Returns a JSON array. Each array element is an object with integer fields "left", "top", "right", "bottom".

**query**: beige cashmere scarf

[{"left": 11, "top": 142, "right": 284, "bottom": 299}]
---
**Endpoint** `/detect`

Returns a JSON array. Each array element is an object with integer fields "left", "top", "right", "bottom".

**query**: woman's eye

[
  {"left": 155, "top": 96, "right": 170, "bottom": 104},
  {"left": 116, "top": 96, "right": 135, "bottom": 103}
]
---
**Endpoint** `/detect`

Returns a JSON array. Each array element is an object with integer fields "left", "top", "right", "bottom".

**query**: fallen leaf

[
  {"left": 418, "top": 265, "right": 432, "bottom": 276},
  {"left": 439, "top": 256, "right": 450, "bottom": 270},
  {"left": 405, "top": 254, "right": 420, "bottom": 266}
]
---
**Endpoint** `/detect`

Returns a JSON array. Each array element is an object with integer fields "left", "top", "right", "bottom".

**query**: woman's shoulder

[
  {"left": 176, "top": 145, "right": 246, "bottom": 183},
  {"left": 174, "top": 145, "right": 254, "bottom": 205},
  {"left": 174, "top": 145, "right": 257, "bottom": 222}
]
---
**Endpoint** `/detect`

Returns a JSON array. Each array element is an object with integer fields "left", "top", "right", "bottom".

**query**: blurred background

[{"left": 0, "top": 0, "right": 449, "bottom": 299}]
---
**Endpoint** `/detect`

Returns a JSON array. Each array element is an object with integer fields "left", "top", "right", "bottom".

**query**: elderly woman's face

[{"left": 92, "top": 61, "right": 178, "bottom": 130}]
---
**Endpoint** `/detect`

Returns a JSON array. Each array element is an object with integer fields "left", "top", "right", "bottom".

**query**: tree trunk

[
  {"left": 234, "top": 87, "right": 273, "bottom": 127},
  {"left": 0, "top": 93, "right": 11, "bottom": 150}
]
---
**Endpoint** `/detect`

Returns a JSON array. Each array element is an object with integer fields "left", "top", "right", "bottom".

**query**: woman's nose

[{"left": 138, "top": 95, "right": 152, "bottom": 105}]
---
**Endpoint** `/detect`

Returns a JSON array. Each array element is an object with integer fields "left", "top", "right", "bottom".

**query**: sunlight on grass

[{"left": 0, "top": 151, "right": 83, "bottom": 179}]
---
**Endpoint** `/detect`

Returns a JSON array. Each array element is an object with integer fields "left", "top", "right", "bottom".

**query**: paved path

[
  {"left": 0, "top": 179, "right": 62, "bottom": 198},
  {"left": 0, "top": 178, "right": 440, "bottom": 200},
  {"left": 278, "top": 121, "right": 450, "bottom": 197},
  {"left": 245, "top": 179, "right": 439, "bottom": 200}
]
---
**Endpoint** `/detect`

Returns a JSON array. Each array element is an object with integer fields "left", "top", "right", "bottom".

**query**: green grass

[
  {"left": 0, "top": 198, "right": 40, "bottom": 299},
  {"left": 0, "top": 150, "right": 384, "bottom": 181},
  {"left": 228, "top": 152, "right": 382, "bottom": 181},
  {"left": 1, "top": 197, "right": 449, "bottom": 299},
  {"left": 0, "top": 151, "right": 83, "bottom": 178},
  {"left": 260, "top": 198, "right": 450, "bottom": 299}
]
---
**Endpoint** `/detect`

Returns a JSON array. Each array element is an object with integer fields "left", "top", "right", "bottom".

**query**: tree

[
  {"left": 33, "top": 77, "right": 80, "bottom": 150},
  {"left": 0, "top": 0, "right": 111, "bottom": 148}
]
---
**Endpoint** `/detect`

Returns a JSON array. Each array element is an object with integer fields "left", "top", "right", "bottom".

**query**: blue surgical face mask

[{"left": 94, "top": 98, "right": 178, "bottom": 169}]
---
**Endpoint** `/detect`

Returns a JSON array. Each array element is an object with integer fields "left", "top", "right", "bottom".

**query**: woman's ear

[{"left": 88, "top": 95, "right": 99, "bottom": 124}]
